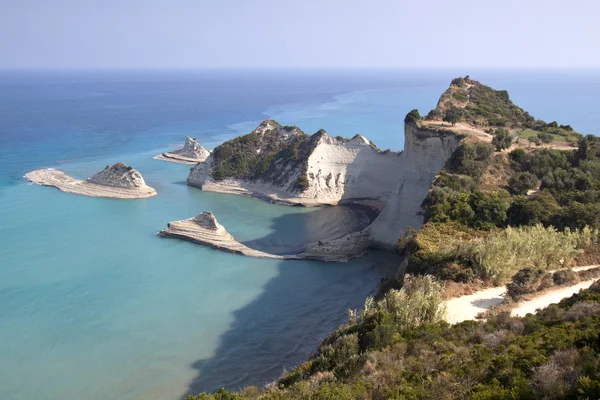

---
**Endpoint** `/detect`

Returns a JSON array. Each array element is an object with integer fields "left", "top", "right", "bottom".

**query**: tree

[
  {"left": 538, "top": 132, "right": 553, "bottom": 144},
  {"left": 492, "top": 128, "right": 513, "bottom": 151},
  {"left": 509, "top": 171, "right": 539, "bottom": 195},
  {"left": 404, "top": 109, "right": 421, "bottom": 124},
  {"left": 443, "top": 107, "right": 463, "bottom": 126}
]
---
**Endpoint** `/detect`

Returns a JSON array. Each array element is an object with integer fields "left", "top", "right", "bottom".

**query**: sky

[{"left": 1, "top": 0, "right": 599, "bottom": 70}]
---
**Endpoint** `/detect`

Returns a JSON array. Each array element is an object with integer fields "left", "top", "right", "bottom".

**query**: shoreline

[
  {"left": 25, "top": 169, "right": 157, "bottom": 199},
  {"left": 154, "top": 153, "right": 201, "bottom": 165}
]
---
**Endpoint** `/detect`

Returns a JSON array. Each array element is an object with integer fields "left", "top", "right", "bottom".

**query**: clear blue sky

[{"left": 1, "top": 0, "right": 599, "bottom": 69}]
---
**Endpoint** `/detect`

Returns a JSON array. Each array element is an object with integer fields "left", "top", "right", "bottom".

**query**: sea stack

[
  {"left": 155, "top": 136, "right": 211, "bottom": 164},
  {"left": 25, "top": 162, "right": 157, "bottom": 199}
]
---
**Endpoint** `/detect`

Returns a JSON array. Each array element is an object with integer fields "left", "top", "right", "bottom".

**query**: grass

[{"left": 520, "top": 128, "right": 567, "bottom": 143}]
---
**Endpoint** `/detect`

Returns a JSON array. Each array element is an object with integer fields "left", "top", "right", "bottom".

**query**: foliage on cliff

[
  {"left": 186, "top": 281, "right": 600, "bottom": 400},
  {"left": 401, "top": 134, "right": 600, "bottom": 287},
  {"left": 425, "top": 76, "right": 581, "bottom": 145},
  {"left": 210, "top": 120, "right": 325, "bottom": 192}
]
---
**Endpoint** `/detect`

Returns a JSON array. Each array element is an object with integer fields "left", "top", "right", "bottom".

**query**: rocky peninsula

[
  {"left": 159, "top": 211, "right": 370, "bottom": 262},
  {"left": 155, "top": 136, "right": 211, "bottom": 164},
  {"left": 25, "top": 162, "right": 157, "bottom": 199}
]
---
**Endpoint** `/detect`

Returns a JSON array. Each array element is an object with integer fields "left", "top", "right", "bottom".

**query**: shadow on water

[
  {"left": 241, "top": 204, "right": 376, "bottom": 255},
  {"left": 181, "top": 210, "right": 400, "bottom": 397},
  {"left": 182, "top": 256, "right": 397, "bottom": 397}
]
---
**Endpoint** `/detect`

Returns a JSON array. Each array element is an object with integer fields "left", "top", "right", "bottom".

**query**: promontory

[{"left": 25, "top": 162, "right": 157, "bottom": 199}]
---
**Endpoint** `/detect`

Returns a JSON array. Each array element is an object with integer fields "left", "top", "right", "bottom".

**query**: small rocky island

[
  {"left": 159, "top": 211, "right": 371, "bottom": 262},
  {"left": 155, "top": 136, "right": 211, "bottom": 164},
  {"left": 25, "top": 162, "right": 157, "bottom": 199}
]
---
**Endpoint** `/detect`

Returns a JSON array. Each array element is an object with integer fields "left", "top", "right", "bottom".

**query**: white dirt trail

[{"left": 445, "top": 265, "right": 599, "bottom": 324}]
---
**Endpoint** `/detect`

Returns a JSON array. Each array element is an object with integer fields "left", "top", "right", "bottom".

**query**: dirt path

[
  {"left": 511, "top": 280, "right": 596, "bottom": 317},
  {"left": 444, "top": 265, "right": 599, "bottom": 324}
]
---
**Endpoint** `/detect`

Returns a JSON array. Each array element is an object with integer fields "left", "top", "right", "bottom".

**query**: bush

[
  {"left": 449, "top": 142, "right": 494, "bottom": 180},
  {"left": 538, "top": 131, "right": 554, "bottom": 143},
  {"left": 443, "top": 107, "right": 464, "bottom": 125},
  {"left": 509, "top": 148, "right": 526, "bottom": 163},
  {"left": 492, "top": 128, "right": 512, "bottom": 151},
  {"left": 553, "top": 269, "right": 580, "bottom": 285},
  {"left": 469, "top": 224, "right": 581, "bottom": 284},
  {"left": 508, "top": 171, "right": 539, "bottom": 195},
  {"left": 506, "top": 267, "right": 553, "bottom": 299},
  {"left": 404, "top": 109, "right": 421, "bottom": 124}
]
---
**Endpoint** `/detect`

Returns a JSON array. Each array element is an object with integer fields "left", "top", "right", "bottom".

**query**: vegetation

[
  {"left": 405, "top": 223, "right": 597, "bottom": 285},
  {"left": 187, "top": 281, "right": 600, "bottom": 400},
  {"left": 424, "top": 76, "right": 581, "bottom": 146},
  {"left": 210, "top": 121, "right": 326, "bottom": 193},
  {"left": 404, "top": 108, "right": 421, "bottom": 124},
  {"left": 492, "top": 128, "right": 513, "bottom": 151}
]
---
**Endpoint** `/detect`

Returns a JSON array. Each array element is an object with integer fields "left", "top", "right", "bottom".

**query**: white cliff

[
  {"left": 25, "top": 162, "right": 157, "bottom": 199},
  {"left": 181, "top": 119, "right": 462, "bottom": 257},
  {"left": 155, "top": 136, "right": 211, "bottom": 164},
  {"left": 367, "top": 123, "right": 461, "bottom": 247}
]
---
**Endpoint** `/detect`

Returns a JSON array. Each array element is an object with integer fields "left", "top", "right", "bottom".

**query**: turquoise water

[{"left": 1, "top": 70, "right": 599, "bottom": 399}]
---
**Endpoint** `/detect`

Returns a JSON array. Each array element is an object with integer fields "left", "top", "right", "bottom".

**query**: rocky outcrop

[
  {"left": 87, "top": 162, "right": 148, "bottom": 188},
  {"left": 188, "top": 122, "right": 404, "bottom": 207},
  {"left": 25, "top": 163, "right": 157, "bottom": 199},
  {"left": 159, "top": 211, "right": 369, "bottom": 262},
  {"left": 155, "top": 136, "right": 211, "bottom": 164},
  {"left": 187, "top": 118, "right": 461, "bottom": 249}
]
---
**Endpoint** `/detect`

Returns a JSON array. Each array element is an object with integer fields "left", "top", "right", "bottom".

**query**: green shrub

[
  {"left": 509, "top": 171, "right": 539, "bottom": 195},
  {"left": 469, "top": 224, "right": 581, "bottom": 284},
  {"left": 506, "top": 267, "right": 553, "bottom": 299},
  {"left": 404, "top": 109, "right": 421, "bottom": 124},
  {"left": 509, "top": 148, "right": 527, "bottom": 163},
  {"left": 449, "top": 142, "right": 494, "bottom": 180},
  {"left": 553, "top": 269, "right": 580, "bottom": 285},
  {"left": 443, "top": 106, "right": 463, "bottom": 125},
  {"left": 492, "top": 128, "right": 512, "bottom": 151}
]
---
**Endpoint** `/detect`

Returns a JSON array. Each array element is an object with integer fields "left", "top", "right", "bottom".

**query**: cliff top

[{"left": 406, "top": 76, "right": 580, "bottom": 151}]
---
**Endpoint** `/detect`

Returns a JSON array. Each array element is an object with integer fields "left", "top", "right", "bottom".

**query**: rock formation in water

[
  {"left": 160, "top": 211, "right": 365, "bottom": 261},
  {"left": 155, "top": 136, "right": 211, "bottom": 164},
  {"left": 25, "top": 162, "right": 157, "bottom": 199},
  {"left": 185, "top": 117, "right": 461, "bottom": 251}
]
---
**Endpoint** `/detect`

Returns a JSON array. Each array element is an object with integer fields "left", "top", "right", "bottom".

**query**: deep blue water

[{"left": 0, "top": 69, "right": 599, "bottom": 400}]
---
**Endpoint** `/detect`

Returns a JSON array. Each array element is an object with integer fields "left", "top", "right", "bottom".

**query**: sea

[{"left": 1, "top": 69, "right": 599, "bottom": 400}]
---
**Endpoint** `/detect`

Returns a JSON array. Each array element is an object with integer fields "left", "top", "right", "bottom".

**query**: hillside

[
  {"left": 172, "top": 77, "right": 600, "bottom": 399},
  {"left": 423, "top": 76, "right": 581, "bottom": 149},
  {"left": 187, "top": 279, "right": 600, "bottom": 400}
]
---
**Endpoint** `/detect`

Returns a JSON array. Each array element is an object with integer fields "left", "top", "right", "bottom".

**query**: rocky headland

[
  {"left": 25, "top": 162, "right": 157, "bottom": 199},
  {"left": 155, "top": 136, "right": 211, "bottom": 164},
  {"left": 179, "top": 116, "right": 461, "bottom": 256}
]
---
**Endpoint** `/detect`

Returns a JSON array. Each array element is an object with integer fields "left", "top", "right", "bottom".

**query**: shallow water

[{"left": 1, "top": 69, "right": 599, "bottom": 399}]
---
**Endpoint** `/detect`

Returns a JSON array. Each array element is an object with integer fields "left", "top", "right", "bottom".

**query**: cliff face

[
  {"left": 188, "top": 119, "right": 461, "bottom": 248},
  {"left": 87, "top": 162, "right": 148, "bottom": 188},
  {"left": 367, "top": 122, "right": 461, "bottom": 247},
  {"left": 188, "top": 122, "right": 403, "bottom": 206}
]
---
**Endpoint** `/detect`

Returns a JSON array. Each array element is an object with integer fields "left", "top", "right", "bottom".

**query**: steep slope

[{"left": 188, "top": 120, "right": 406, "bottom": 207}]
